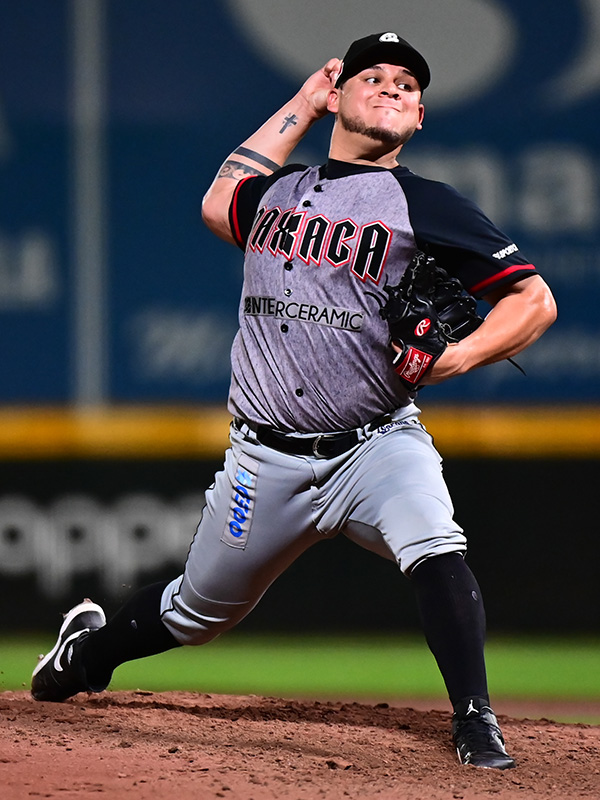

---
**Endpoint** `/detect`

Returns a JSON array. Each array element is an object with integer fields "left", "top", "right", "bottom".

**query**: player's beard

[{"left": 338, "top": 111, "right": 415, "bottom": 147}]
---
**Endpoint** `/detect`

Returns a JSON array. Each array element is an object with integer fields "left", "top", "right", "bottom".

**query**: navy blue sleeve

[
  {"left": 228, "top": 164, "right": 307, "bottom": 251},
  {"left": 228, "top": 174, "right": 270, "bottom": 250},
  {"left": 398, "top": 172, "right": 538, "bottom": 297}
]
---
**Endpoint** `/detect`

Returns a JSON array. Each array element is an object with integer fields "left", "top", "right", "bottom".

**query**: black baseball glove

[{"left": 378, "top": 250, "right": 483, "bottom": 390}]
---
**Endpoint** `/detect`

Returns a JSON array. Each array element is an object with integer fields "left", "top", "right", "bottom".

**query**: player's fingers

[{"left": 323, "top": 57, "right": 342, "bottom": 83}]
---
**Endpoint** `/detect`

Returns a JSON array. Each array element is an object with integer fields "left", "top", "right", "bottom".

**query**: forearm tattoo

[
  {"left": 218, "top": 160, "right": 265, "bottom": 180},
  {"left": 234, "top": 146, "right": 281, "bottom": 172},
  {"left": 279, "top": 113, "right": 298, "bottom": 134}
]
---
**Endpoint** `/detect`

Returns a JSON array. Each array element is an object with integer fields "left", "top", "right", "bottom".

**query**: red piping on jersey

[
  {"left": 470, "top": 264, "right": 536, "bottom": 295},
  {"left": 231, "top": 176, "right": 255, "bottom": 246}
]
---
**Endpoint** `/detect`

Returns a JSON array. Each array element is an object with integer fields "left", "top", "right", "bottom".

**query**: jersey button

[
  {"left": 314, "top": 185, "right": 323, "bottom": 192},
  {"left": 284, "top": 289, "right": 292, "bottom": 296},
  {"left": 284, "top": 261, "right": 294, "bottom": 271},
  {"left": 280, "top": 323, "right": 289, "bottom": 333},
  {"left": 295, "top": 388, "right": 304, "bottom": 397},
  {"left": 302, "top": 200, "right": 312, "bottom": 207}
]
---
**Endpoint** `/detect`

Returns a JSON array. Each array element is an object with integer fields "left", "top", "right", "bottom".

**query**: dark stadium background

[{"left": 0, "top": 0, "right": 598, "bottom": 636}]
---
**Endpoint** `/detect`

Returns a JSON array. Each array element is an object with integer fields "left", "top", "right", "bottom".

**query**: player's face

[{"left": 329, "top": 63, "right": 425, "bottom": 149}]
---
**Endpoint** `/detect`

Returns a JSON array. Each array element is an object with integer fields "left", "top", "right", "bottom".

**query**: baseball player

[{"left": 32, "top": 33, "right": 556, "bottom": 770}]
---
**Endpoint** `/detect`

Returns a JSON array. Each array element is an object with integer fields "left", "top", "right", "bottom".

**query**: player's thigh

[
  {"left": 163, "top": 434, "right": 320, "bottom": 639},
  {"left": 345, "top": 423, "right": 465, "bottom": 572}
]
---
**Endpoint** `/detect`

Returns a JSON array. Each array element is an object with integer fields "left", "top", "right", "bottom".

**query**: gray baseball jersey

[
  {"left": 159, "top": 159, "right": 538, "bottom": 644},
  {"left": 227, "top": 159, "right": 537, "bottom": 433}
]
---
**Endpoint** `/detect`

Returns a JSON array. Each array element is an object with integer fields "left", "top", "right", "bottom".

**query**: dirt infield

[{"left": 2, "top": 691, "right": 600, "bottom": 799}]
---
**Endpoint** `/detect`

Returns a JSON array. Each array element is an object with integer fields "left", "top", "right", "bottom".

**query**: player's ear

[
  {"left": 327, "top": 88, "right": 340, "bottom": 114},
  {"left": 416, "top": 103, "right": 425, "bottom": 130}
]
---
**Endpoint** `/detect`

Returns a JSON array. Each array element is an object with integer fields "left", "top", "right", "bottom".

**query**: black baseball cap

[{"left": 335, "top": 32, "right": 430, "bottom": 92}]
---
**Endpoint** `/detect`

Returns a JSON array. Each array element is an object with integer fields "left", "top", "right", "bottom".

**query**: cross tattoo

[{"left": 279, "top": 114, "right": 298, "bottom": 134}]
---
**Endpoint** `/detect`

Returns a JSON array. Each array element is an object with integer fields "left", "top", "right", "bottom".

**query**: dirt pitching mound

[{"left": 2, "top": 691, "right": 600, "bottom": 799}]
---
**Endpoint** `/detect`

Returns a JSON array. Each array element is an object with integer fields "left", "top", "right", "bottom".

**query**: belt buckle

[{"left": 312, "top": 434, "right": 327, "bottom": 458}]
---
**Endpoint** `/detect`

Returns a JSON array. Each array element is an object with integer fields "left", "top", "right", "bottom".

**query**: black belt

[{"left": 234, "top": 413, "right": 394, "bottom": 459}]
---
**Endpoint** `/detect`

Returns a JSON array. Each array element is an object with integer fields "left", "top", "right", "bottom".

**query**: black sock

[
  {"left": 410, "top": 552, "right": 489, "bottom": 708},
  {"left": 80, "top": 581, "right": 181, "bottom": 689}
]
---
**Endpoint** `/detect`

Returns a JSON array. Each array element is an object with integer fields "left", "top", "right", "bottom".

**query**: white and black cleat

[{"left": 31, "top": 599, "right": 106, "bottom": 702}]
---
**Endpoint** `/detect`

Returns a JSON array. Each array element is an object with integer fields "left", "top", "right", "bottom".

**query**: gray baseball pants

[{"left": 160, "top": 409, "right": 466, "bottom": 645}]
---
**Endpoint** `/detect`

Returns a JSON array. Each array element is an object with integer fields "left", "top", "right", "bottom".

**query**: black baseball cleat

[
  {"left": 452, "top": 696, "right": 516, "bottom": 769},
  {"left": 31, "top": 599, "right": 107, "bottom": 702}
]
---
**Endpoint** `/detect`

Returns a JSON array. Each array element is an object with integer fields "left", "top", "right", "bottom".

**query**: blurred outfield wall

[
  {"left": 1, "top": 0, "right": 599, "bottom": 404},
  {"left": 0, "top": 1, "right": 599, "bottom": 633}
]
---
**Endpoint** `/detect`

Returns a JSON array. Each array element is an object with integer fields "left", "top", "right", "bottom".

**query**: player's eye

[{"left": 365, "top": 76, "right": 380, "bottom": 84}]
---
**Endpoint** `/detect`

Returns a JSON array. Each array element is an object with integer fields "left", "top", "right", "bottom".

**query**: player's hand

[{"left": 298, "top": 58, "right": 342, "bottom": 119}]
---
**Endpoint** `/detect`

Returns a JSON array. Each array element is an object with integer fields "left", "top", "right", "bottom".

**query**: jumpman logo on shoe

[{"left": 466, "top": 699, "right": 479, "bottom": 716}]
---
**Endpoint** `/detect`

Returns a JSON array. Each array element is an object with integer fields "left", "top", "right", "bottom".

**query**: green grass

[{"left": 4, "top": 632, "right": 600, "bottom": 705}]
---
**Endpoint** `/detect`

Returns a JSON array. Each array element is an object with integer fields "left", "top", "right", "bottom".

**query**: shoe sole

[
  {"left": 456, "top": 748, "right": 516, "bottom": 769},
  {"left": 32, "top": 600, "right": 106, "bottom": 681}
]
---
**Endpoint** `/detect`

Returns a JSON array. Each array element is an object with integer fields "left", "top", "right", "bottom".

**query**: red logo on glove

[
  {"left": 414, "top": 318, "right": 431, "bottom": 337},
  {"left": 395, "top": 347, "right": 433, "bottom": 384}
]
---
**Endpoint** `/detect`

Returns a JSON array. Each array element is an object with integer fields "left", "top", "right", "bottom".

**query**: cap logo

[{"left": 379, "top": 32, "right": 400, "bottom": 43}]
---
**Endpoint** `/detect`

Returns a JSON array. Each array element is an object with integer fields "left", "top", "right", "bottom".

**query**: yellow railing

[{"left": 0, "top": 404, "right": 597, "bottom": 459}]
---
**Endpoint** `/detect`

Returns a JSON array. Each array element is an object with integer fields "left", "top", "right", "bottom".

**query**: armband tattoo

[{"left": 233, "top": 146, "right": 281, "bottom": 173}]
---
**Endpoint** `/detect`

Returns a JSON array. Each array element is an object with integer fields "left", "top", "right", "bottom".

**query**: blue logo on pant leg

[
  {"left": 229, "top": 469, "right": 253, "bottom": 537},
  {"left": 222, "top": 454, "right": 259, "bottom": 549}
]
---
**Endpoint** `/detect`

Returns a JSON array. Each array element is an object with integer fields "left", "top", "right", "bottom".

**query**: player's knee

[
  {"left": 161, "top": 610, "right": 236, "bottom": 646},
  {"left": 407, "top": 550, "right": 467, "bottom": 579},
  {"left": 172, "top": 625, "right": 223, "bottom": 647},
  {"left": 161, "top": 582, "right": 248, "bottom": 646},
  {"left": 400, "top": 538, "right": 467, "bottom": 575}
]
